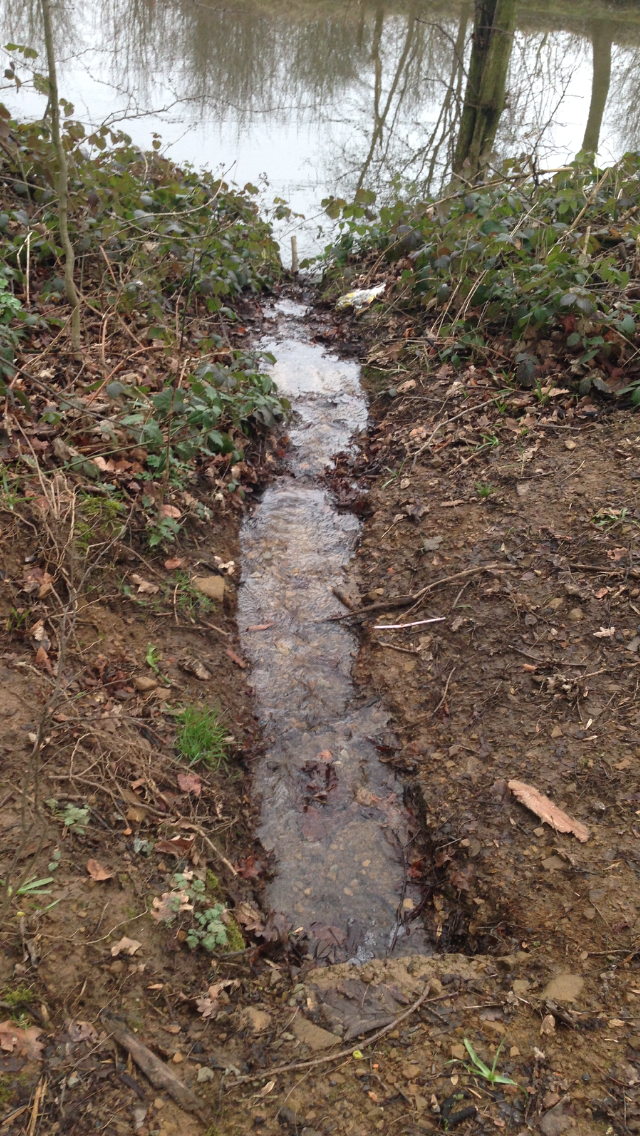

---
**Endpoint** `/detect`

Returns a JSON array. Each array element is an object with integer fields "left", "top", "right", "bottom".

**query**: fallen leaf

[
  {"left": 226, "top": 648, "right": 246, "bottom": 669},
  {"left": 130, "top": 573, "right": 159, "bottom": 595},
  {"left": 246, "top": 623, "right": 274, "bottom": 632},
  {"left": 0, "top": 1021, "right": 44, "bottom": 1061},
  {"left": 196, "top": 979, "right": 235, "bottom": 1019},
  {"left": 66, "top": 1020, "right": 98, "bottom": 1043},
  {"left": 235, "top": 855, "right": 263, "bottom": 880},
  {"left": 160, "top": 504, "right": 181, "bottom": 518},
  {"left": 164, "top": 557, "right": 185, "bottom": 569},
  {"left": 111, "top": 937, "right": 142, "bottom": 957},
  {"left": 152, "top": 891, "right": 193, "bottom": 923},
  {"left": 594, "top": 587, "right": 610, "bottom": 599},
  {"left": 86, "top": 859, "right": 114, "bottom": 881},
  {"left": 593, "top": 626, "right": 616, "bottom": 638},
  {"left": 154, "top": 834, "right": 196, "bottom": 857},
  {"left": 177, "top": 772, "right": 201, "bottom": 796},
  {"left": 607, "top": 548, "right": 627, "bottom": 561},
  {"left": 255, "top": 1080, "right": 276, "bottom": 1098},
  {"left": 34, "top": 646, "right": 52, "bottom": 672},
  {"left": 234, "top": 900, "right": 265, "bottom": 933},
  {"left": 508, "top": 780, "right": 589, "bottom": 842},
  {"left": 317, "top": 750, "right": 333, "bottom": 762}
]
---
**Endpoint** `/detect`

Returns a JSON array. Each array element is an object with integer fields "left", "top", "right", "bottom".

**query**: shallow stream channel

[{"left": 238, "top": 298, "right": 427, "bottom": 964}]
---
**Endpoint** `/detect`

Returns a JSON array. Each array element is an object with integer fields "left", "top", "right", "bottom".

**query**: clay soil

[{"left": 1, "top": 289, "right": 640, "bottom": 1136}]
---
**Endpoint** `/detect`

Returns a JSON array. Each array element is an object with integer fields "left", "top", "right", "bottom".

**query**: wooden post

[{"left": 291, "top": 235, "right": 299, "bottom": 274}]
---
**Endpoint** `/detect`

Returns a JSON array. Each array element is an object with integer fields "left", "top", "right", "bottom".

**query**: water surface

[
  {"left": 4, "top": 2, "right": 640, "bottom": 256},
  {"left": 238, "top": 301, "right": 426, "bottom": 961}
]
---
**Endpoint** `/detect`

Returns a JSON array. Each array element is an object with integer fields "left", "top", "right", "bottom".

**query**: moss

[
  {"left": 223, "top": 915, "right": 245, "bottom": 953},
  {"left": 206, "top": 870, "right": 220, "bottom": 893},
  {"left": 0, "top": 985, "right": 32, "bottom": 1007}
]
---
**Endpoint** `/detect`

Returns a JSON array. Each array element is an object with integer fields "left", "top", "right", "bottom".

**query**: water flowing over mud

[{"left": 238, "top": 301, "right": 427, "bottom": 963}]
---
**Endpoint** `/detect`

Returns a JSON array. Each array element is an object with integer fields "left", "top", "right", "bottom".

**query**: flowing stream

[{"left": 238, "top": 299, "right": 427, "bottom": 962}]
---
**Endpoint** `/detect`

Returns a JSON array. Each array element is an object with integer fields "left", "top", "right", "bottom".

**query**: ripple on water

[{"left": 239, "top": 301, "right": 427, "bottom": 962}]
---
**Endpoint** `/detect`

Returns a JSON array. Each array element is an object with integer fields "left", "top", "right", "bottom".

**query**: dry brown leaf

[
  {"left": 164, "top": 557, "right": 184, "bottom": 569},
  {"left": 154, "top": 835, "right": 195, "bottom": 857},
  {"left": 66, "top": 1020, "right": 98, "bottom": 1043},
  {"left": 196, "top": 979, "right": 235, "bottom": 1019},
  {"left": 161, "top": 504, "right": 181, "bottom": 518},
  {"left": 111, "top": 937, "right": 142, "bottom": 957},
  {"left": 177, "top": 772, "right": 202, "bottom": 796},
  {"left": 0, "top": 1020, "right": 44, "bottom": 1061},
  {"left": 130, "top": 573, "right": 160, "bottom": 595},
  {"left": 86, "top": 858, "right": 114, "bottom": 882},
  {"left": 508, "top": 780, "right": 589, "bottom": 842},
  {"left": 233, "top": 900, "right": 264, "bottom": 933}
]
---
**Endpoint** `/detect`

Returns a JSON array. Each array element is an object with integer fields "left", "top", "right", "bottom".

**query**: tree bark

[
  {"left": 582, "top": 19, "right": 615, "bottom": 155},
  {"left": 453, "top": 0, "right": 518, "bottom": 179},
  {"left": 40, "top": 0, "right": 81, "bottom": 352}
]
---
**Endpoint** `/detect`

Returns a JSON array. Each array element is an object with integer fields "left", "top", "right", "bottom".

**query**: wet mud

[{"left": 238, "top": 300, "right": 426, "bottom": 962}]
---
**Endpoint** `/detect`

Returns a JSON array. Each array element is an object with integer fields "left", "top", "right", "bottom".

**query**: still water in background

[{"left": 2, "top": 2, "right": 640, "bottom": 255}]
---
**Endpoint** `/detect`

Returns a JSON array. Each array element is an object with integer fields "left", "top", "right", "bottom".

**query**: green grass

[{"left": 176, "top": 706, "right": 230, "bottom": 770}]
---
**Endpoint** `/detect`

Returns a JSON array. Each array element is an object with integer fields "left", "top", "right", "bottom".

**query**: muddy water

[{"left": 238, "top": 300, "right": 426, "bottom": 962}]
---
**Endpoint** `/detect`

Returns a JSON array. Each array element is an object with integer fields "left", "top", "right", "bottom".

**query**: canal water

[
  {"left": 237, "top": 299, "right": 427, "bottom": 961},
  {"left": 3, "top": 2, "right": 640, "bottom": 257}
]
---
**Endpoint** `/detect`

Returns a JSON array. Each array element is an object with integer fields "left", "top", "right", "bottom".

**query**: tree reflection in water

[{"left": 2, "top": 1, "right": 640, "bottom": 230}]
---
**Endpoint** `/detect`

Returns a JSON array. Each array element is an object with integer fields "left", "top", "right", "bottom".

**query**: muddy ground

[{"left": 1, "top": 287, "right": 640, "bottom": 1136}]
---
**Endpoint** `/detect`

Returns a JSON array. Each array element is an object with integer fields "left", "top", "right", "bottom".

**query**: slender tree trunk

[
  {"left": 453, "top": 0, "right": 518, "bottom": 178},
  {"left": 41, "top": 0, "right": 81, "bottom": 352},
  {"left": 582, "top": 19, "right": 614, "bottom": 155}
]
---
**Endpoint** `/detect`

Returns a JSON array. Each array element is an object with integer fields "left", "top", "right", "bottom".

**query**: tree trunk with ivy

[
  {"left": 40, "top": 0, "right": 81, "bottom": 352},
  {"left": 453, "top": 0, "right": 519, "bottom": 179},
  {"left": 582, "top": 19, "right": 615, "bottom": 155}
]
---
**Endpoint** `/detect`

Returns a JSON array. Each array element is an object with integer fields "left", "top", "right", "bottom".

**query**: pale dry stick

[
  {"left": 418, "top": 665, "right": 456, "bottom": 722},
  {"left": 410, "top": 396, "right": 502, "bottom": 469},
  {"left": 25, "top": 230, "right": 31, "bottom": 308},
  {"left": 26, "top": 1073, "right": 46, "bottom": 1136},
  {"left": 374, "top": 617, "right": 445, "bottom": 629},
  {"left": 227, "top": 983, "right": 439, "bottom": 1085},
  {"left": 375, "top": 640, "right": 420, "bottom": 656},
  {"left": 179, "top": 820, "right": 238, "bottom": 877},
  {"left": 331, "top": 563, "right": 518, "bottom": 622},
  {"left": 563, "top": 167, "right": 612, "bottom": 240}
]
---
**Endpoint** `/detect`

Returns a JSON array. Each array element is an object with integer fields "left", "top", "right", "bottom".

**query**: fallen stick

[
  {"left": 103, "top": 1013, "right": 205, "bottom": 1117},
  {"left": 226, "top": 982, "right": 438, "bottom": 1086},
  {"left": 328, "top": 563, "right": 518, "bottom": 621}
]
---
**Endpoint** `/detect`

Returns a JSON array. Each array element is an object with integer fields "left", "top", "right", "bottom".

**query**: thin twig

[{"left": 226, "top": 982, "right": 438, "bottom": 1085}]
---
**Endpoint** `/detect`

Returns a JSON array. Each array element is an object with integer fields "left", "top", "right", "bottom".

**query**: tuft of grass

[
  {"left": 475, "top": 481, "right": 495, "bottom": 499},
  {"left": 176, "top": 706, "right": 230, "bottom": 770}
]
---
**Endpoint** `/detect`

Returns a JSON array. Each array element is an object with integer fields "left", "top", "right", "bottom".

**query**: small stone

[
  {"left": 551, "top": 725, "right": 563, "bottom": 738},
  {"left": 133, "top": 675, "right": 158, "bottom": 692},
  {"left": 512, "top": 979, "right": 530, "bottom": 996},
  {"left": 483, "top": 1020, "right": 506, "bottom": 1037},
  {"left": 293, "top": 1018, "right": 340, "bottom": 1051},
  {"left": 542, "top": 855, "right": 565, "bottom": 872},
  {"left": 197, "top": 1066, "right": 215, "bottom": 1083},
  {"left": 67, "top": 1072, "right": 80, "bottom": 1088},
  {"left": 627, "top": 1036, "right": 640, "bottom": 1052},
  {"left": 450, "top": 1045, "right": 465, "bottom": 1060},
  {"left": 172, "top": 1052, "right": 183, "bottom": 1063},
  {"left": 547, "top": 597, "right": 563, "bottom": 611},
  {"left": 153, "top": 1099, "right": 164, "bottom": 1110},
  {"left": 567, "top": 607, "right": 584, "bottom": 622},
  {"left": 540, "top": 1014, "right": 556, "bottom": 1036},
  {"left": 564, "top": 440, "right": 577, "bottom": 451},
  {"left": 428, "top": 977, "right": 443, "bottom": 995},
  {"left": 540, "top": 1104, "right": 571, "bottom": 1136},
  {"left": 542, "top": 974, "right": 584, "bottom": 1003},
  {"left": 510, "top": 1046, "right": 520, "bottom": 1057},
  {"left": 243, "top": 1007, "right": 271, "bottom": 1033},
  {"left": 192, "top": 575, "right": 225, "bottom": 601},
  {"left": 402, "top": 1064, "right": 421, "bottom": 1080},
  {"left": 584, "top": 907, "right": 596, "bottom": 920}
]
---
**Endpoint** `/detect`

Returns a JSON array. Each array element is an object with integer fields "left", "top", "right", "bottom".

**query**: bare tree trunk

[
  {"left": 40, "top": 0, "right": 81, "bottom": 352},
  {"left": 582, "top": 19, "right": 614, "bottom": 155},
  {"left": 453, "top": 0, "right": 518, "bottom": 179}
]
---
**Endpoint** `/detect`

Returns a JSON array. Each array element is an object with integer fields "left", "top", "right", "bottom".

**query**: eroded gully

[{"left": 238, "top": 298, "right": 427, "bottom": 963}]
